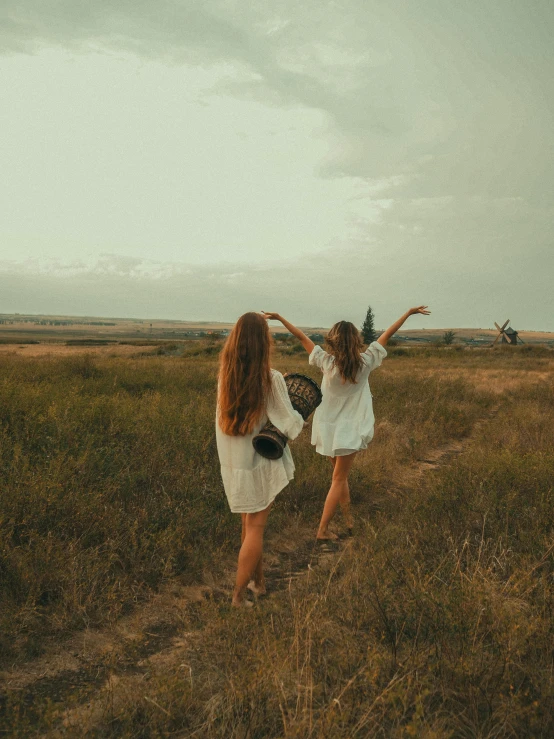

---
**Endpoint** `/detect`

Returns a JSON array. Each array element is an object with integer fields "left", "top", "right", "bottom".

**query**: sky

[{"left": 1, "top": 1, "right": 553, "bottom": 330}]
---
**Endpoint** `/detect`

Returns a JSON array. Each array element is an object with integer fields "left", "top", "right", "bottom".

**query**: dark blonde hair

[
  {"left": 325, "top": 321, "right": 363, "bottom": 383},
  {"left": 218, "top": 312, "right": 273, "bottom": 436}
]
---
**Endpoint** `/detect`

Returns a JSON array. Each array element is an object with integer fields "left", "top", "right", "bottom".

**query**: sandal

[{"left": 315, "top": 538, "right": 340, "bottom": 551}]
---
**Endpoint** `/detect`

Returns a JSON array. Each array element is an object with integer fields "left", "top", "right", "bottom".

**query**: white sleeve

[
  {"left": 362, "top": 341, "right": 387, "bottom": 372},
  {"left": 308, "top": 345, "right": 333, "bottom": 372},
  {"left": 266, "top": 372, "right": 304, "bottom": 441}
]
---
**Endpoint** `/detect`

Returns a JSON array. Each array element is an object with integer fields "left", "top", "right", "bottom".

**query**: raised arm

[
  {"left": 262, "top": 312, "right": 315, "bottom": 354},
  {"left": 377, "top": 306, "right": 431, "bottom": 347}
]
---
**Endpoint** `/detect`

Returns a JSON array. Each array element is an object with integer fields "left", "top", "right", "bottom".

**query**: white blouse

[
  {"left": 309, "top": 341, "right": 387, "bottom": 457},
  {"left": 216, "top": 370, "right": 304, "bottom": 514}
]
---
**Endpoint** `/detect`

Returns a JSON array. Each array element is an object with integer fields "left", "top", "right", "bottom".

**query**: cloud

[
  {"left": 2, "top": 193, "right": 553, "bottom": 330},
  {"left": 1, "top": 1, "right": 553, "bottom": 328},
  {"left": 3, "top": 1, "right": 552, "bottom": 190}
]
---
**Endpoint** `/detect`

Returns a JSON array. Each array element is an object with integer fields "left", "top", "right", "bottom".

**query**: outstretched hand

[
  {"left": 378, "top": 306, "right": 430, "bottom": 347},
  {"left": 262, "top": 313, "right": 315, "bottom": 354},
  {"left": 408, "top": 306, "right": 431, "bottom": 316}
]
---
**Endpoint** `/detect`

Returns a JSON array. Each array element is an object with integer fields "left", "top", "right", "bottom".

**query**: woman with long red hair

[
  {"left": 216, "top": 312, "right": 304, "bottom": 607},
  {"left": 264, "top": 306, "right": 430, "bottom": 542}
]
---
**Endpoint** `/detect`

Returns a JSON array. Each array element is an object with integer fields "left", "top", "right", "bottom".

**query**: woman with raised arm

[
  {"left": 263, "top": 307, "right": 430, "bottom": 541},
  {"left": 216, "top": 312, "right": 304, "bottom": 607}
]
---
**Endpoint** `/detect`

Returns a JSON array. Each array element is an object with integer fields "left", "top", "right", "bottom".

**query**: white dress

[
  {"left": 309, "top": 342, "right": 387, "bottom": 457},
  {"left": 216, "top": 370, "right": 304, "bottom": 514}
]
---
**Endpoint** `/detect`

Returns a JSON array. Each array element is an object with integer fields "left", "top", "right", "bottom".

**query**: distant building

[
  {"left": 493, "top": 320, "right": 523, "bottom": 346},
  {"left": 502, "top": 326, "right": 519, "bottom": 345}
]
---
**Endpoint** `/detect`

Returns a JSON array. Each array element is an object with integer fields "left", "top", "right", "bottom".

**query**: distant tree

[
  {"left": 272, "top": 333, "right": 291, "bottom": 343},
  {"left": 361, "top": 306, "right": 377, "bottom": 344},
  {"left": 443, "top": 330, "right": 456, "bottom": 345}
]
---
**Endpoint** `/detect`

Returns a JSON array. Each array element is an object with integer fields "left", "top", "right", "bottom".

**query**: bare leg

[
  {"left": 240, "top": 513, "right": 246, "bottom": 545},
  {"left": 330, "top": 457, "right": 353, "bottom": 528},
  {"left": 317, "top": 453, "right": 357, "bottom": 540},
  {"left": 339, "top": 484, "right": 353, "bottom": 529},
  {"left": 233, "top": 505, "right": 272, "bottom": 606},
  {"left": 241, "top": 513, "right": 265, "bottom": 595}
]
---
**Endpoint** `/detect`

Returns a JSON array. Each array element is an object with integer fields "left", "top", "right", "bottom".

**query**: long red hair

[
  {"left": 325, "top": 321, "right": 364, "bottom": 383},
  {"left": 218, "top": 312, "right": 273, "bottom": 436}
]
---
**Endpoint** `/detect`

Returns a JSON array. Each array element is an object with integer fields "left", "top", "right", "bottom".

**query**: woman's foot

[
  {"left": 231, "top": 587, "right": 254, "bottom": 608},
  {"left": 342, "top": 517, "right": 354, "bottom": 537},
  {"left": 316, "top": 530, "right": 339, "bottom": 542},
  {"left": 247, "top": 580, "right": 267, "bottom": 597},
  {"left": 316, "top": 538, "right": 340, "bottom": 551},
  {"left": 337, "top": 528, "right": 354, "bottom": 540}
]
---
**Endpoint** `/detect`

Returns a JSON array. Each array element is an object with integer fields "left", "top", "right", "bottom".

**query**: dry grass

[
  {"left": 78, "top": 380, "right": 552, "bottom": 738},
  {"left": 0, "top": 343, "right": 153, "bottom": 358},
  {"left": 0, "top": 343, "right": 553, "bottom": 736}
]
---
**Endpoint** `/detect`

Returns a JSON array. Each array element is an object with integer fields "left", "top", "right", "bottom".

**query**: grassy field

[
  {"left": 0, "top": 313, "right": 321, "bottom": 345},
  {"left": 0, "top": 341, "right": 553, "bottom": 736},
  {"left": 1, "top": 311, "right": 553, "bottom": 348}
]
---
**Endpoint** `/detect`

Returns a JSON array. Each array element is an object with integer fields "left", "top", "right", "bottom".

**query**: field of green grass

[{"left": 1, "top": 342, "right": 553, "bottom": 736}]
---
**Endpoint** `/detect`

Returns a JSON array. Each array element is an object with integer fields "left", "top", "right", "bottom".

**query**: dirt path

[{"left": 0, "top": 408, "right": 499, "bottom": 736}]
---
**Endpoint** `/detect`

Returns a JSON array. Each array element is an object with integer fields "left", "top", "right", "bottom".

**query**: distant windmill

[{"left": 492, "top": 319, "right": 523, "bottom": 346}]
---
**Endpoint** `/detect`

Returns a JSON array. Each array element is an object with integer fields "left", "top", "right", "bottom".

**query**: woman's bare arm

[
  {"left": 377, "top": 306, "right": 431, "bottom": 347},
  {"left": 262, "top": 312, "right": 315, "bottom": 354}
]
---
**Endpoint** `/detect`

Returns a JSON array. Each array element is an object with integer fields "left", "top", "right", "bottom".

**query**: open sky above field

[{"left": 1, "top": 1, "right": 553, "bottom": 329}]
